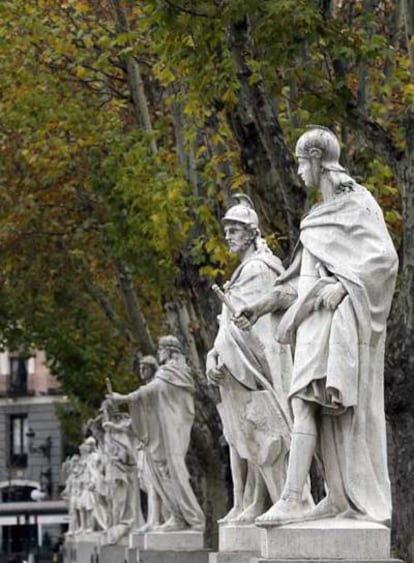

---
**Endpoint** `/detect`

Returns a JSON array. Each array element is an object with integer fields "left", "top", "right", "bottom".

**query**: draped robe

[
  {"left": 212, "top": 250, "right": 294, "bottom": 502},
  {"left": 128, "top": 357, "right": 205, "bottom": 530},
  {"left": 276, "top": 185, "right": 398, "bottom": 524}
]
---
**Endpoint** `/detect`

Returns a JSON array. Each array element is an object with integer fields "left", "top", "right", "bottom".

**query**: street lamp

[{"left": 26, "top": 428, "right": 52, "bottom": 458}]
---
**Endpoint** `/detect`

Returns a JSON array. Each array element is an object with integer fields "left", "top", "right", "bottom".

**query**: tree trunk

[
  {"left": 114, "top": 259, "right": 156, "bottom": 355},
  {"left": 110, "top": 0, "right": 158, "bottom": 155},
  {"left": 226, "top": 17, "right": 306, "bottom": 254},
  {"left": 403, "top": 0, "right": 414, "bottom": 74}
]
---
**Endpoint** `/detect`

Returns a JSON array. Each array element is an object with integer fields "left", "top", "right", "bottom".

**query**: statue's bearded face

[{"left": 224, "top": 222, "right": 254, "bottom": 254}]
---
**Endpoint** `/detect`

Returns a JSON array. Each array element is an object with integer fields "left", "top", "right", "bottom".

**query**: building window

[
  {"left": 9, "top": 415, "right": 28, "bottom": 467},
  {"left": 9, "top": 356, "right": 28, "bottom": 395}
]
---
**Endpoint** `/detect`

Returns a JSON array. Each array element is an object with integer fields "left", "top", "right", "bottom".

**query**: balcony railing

[{"left": 0, "top": 374, "right": 34, "bottom": 398}]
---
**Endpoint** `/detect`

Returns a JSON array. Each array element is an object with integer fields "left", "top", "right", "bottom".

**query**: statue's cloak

[
  {"left": 128, "top": 358, "right": 204, "bottom": 529},
  {"left": 212, "top": 250, "right": 294, "bottom": 502},
  {"left": 277, "top": 185, "right": 398, "bottom": 525}
]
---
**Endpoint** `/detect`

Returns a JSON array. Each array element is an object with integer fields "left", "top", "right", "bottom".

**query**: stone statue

[
  {"left": 62, "top": 454, "right": 81, "bottom": 535},
  {"left": 62, "top": 403, "right": 139, "bottom": 543},
  {"left": 101, "top": 400, "right": 139, "bottom": 544},
  {"left": 77, "top": 437, "right": 102, "bottom": 533},
  {"left": 235, "top": 126, "right": 398, "bottom": 526},
  {"left": 206, "top": 194, "right": 298, "bottom": 523},
  {"left": 131, "top": 355, "right": 169, "bottom": 532},
  {"left": 107, "top": 336, "right": 205, "bottom": 532},
  {"left": 85, "top": 411, "right": 110, "bottom": 531}
]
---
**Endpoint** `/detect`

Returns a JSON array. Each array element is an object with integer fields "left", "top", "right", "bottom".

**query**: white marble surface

[
  {"left": 260, "top": 517, "right": 390, "bottom": 559},
  {"left": 143, "top": 530, "right": 204, "bottom": 551},
  {"left": 218, "top": 523, "right": 261, "bottom": 553},
  {"left": 207, "top": 195, "right": 294, "bottom": 524},
  {"left": 238, "top": 126, "right": 398, "bottom": 527},
  {"left": 110, "top": 336, "right": 205, "bottom": 533},
  {"left": 129, "top": 530, "right": 145, "bottom": 550}
]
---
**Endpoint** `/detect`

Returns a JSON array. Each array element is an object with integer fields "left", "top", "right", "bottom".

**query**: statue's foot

[
  {"left": 217, "top": 504, "right": 243, "bottom": 524},
  {"left": 189, "top": 524, "right": 205, "bottom": 532},
  {"left": 233, "top": 501, "right": 267, "bottom": 524},
  {"left": 155, "top": 515, "right": 186, "bottom": 532},
  {"left": 305, "top": 496, "right": 338, "bottom": 521},
  {"left": 255, "top": 497, "right": 305, "bottom": 527},
  {"left": 137, "top": 521, "right": 157, "bottom": 533}
]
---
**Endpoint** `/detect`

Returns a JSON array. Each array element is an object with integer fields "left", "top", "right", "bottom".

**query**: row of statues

[
  {"left": 63, "top": 126, "right": 398, "bottom": 545},
  {"left": 62, "top": 336, "right": 205, "bottom": 544}
]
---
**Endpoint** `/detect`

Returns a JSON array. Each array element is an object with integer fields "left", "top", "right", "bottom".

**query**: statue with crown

[{"left": 228, "top": 125, "right": 399, "bottom": 561}]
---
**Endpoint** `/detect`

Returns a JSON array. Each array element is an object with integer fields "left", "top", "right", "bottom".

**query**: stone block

[
  {"left": 209, "top": 551, "right": 257, "bottom": 563},
  {"left": 256, "top": 560, "right": 404, "bottom": 563},
  {"left": 136, "top": 549, "right": 210, "bottom": 563},
  {"left": 260, "top": 518, "right": 391, "bottom": 560},
  {"left": 125, "top": 547, "right": 138, "bottom": 563},
  {"left": 219, "top": 523, "right": 261, "bottom": 553},
  {"left": 64, "top": 533, "right": 101, "bottom": 563},
  {"left": 143, "top": 530, "right": 204, "bottom": 551},
  {"left": 130, "top": 531, "right": 146, "bottom": 550},
  {"left": 100, "top": 542, "right": 129, "bottom": 563}
]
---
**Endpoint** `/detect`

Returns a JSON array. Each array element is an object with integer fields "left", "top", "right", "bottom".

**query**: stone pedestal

[
  {"left": 63, "top": 532, "right": 101, "bottom": 563},
  {"left": 128, "top": 530, "right": 209, "bottom": 563},
  {"left": 130, "top": 531, "right": 146, "bottom": 550},
  {"left": 256, "top": 559, "right": 404, "bottom": 563},
  {"left": 129, "top": 530, "right": 203, "bottom": 551},
  {"left": 100, "top": 536, "right": 129, "bottom": 563},
  {"left": 64, "top": 532, "right": 138, "bottom": 563},
  {"left": 258, "top": 518, "right": 399, "bottom": 561},
  {"left": 210, "top": 552, "right": 257, "bottom": 563},
  {"left": 219, "top": 524, "right": 261, "bottom": 553},
  {"left": 136, "top": 551, "right": 210, "bottom": 562},
  {"left": 209, "top": 523, "right": 261, "bottom": 563}
]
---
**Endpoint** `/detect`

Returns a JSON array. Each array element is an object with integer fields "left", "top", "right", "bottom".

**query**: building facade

[{"left": 0, "top": 350, "right": 68, "bottom": 561}]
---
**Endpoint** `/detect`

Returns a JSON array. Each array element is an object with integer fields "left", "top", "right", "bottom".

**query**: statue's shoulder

[
  {"left": 249, "top": 253, "right": 284, "bottom": 277},
  {"left": 240, "top": 252, "right": 283, "bottom": 275}
]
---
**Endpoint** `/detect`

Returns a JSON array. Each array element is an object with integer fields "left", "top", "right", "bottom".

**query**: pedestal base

[
  {"left": 64, "top": 532, "right": 102, "bottom": 563},
  {"left": 257, "top": 560, "right": 403, "bottom": 563},
  {"left": 129, "top": 530, "right": 204, "bottom": 551},
  {"left": 100, "top": 541, "right": 129, "bottom": 563},
  {"left": 210, "top": 552, "right": 257, "bottom": 563},
  {"left": 130, "top": 531, "right": 146, "bottom": 550},
  {"left": 219, "top": 523, "right": 261, "bottom": 553},
  {"left": 209, "top": 522, "right": 261, "bottom": 563},
  {"left": 128, "top": 529, "right": 209, "bottom": 563},
  {"left": 260, "top": 518, "right": 391, "bottom": 560},
  {"left": 135, "top": 550, "right": 210, "bottom": 563}
]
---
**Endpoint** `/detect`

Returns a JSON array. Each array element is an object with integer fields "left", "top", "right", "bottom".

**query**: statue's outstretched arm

[{"left": 233, "top": 284, "right": 297, "bottom": 329}]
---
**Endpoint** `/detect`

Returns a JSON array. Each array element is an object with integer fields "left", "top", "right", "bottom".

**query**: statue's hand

[
  {"left": 206, "top": 351, "right": 226, "bottom": 385},
  {"left": 106, "top": 392, "right": 125, "bottom": 403},
  {"left": 232, "top": 307, "right": 256, "bottom": 329},
  {"left": 207, "top": 366, "right": 226, "bottom": 385},
  {"left": 314, "top": 282, "right": 346, "bottom": 311}
]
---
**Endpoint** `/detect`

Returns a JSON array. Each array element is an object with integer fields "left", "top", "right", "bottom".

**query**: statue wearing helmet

[
  {"left": 295, "top": 125, "right": 344, "bottom": 171},
  {"left": 206, "top": 194, "right": 309, "bottom": 525},
  {"left": 222, "top": 193, "right": 260, "bottom": 229}
]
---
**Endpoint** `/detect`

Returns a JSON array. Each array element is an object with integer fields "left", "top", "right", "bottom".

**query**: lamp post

[{"left": 25, "top": 428, "right": 54, "bottom": 560}]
